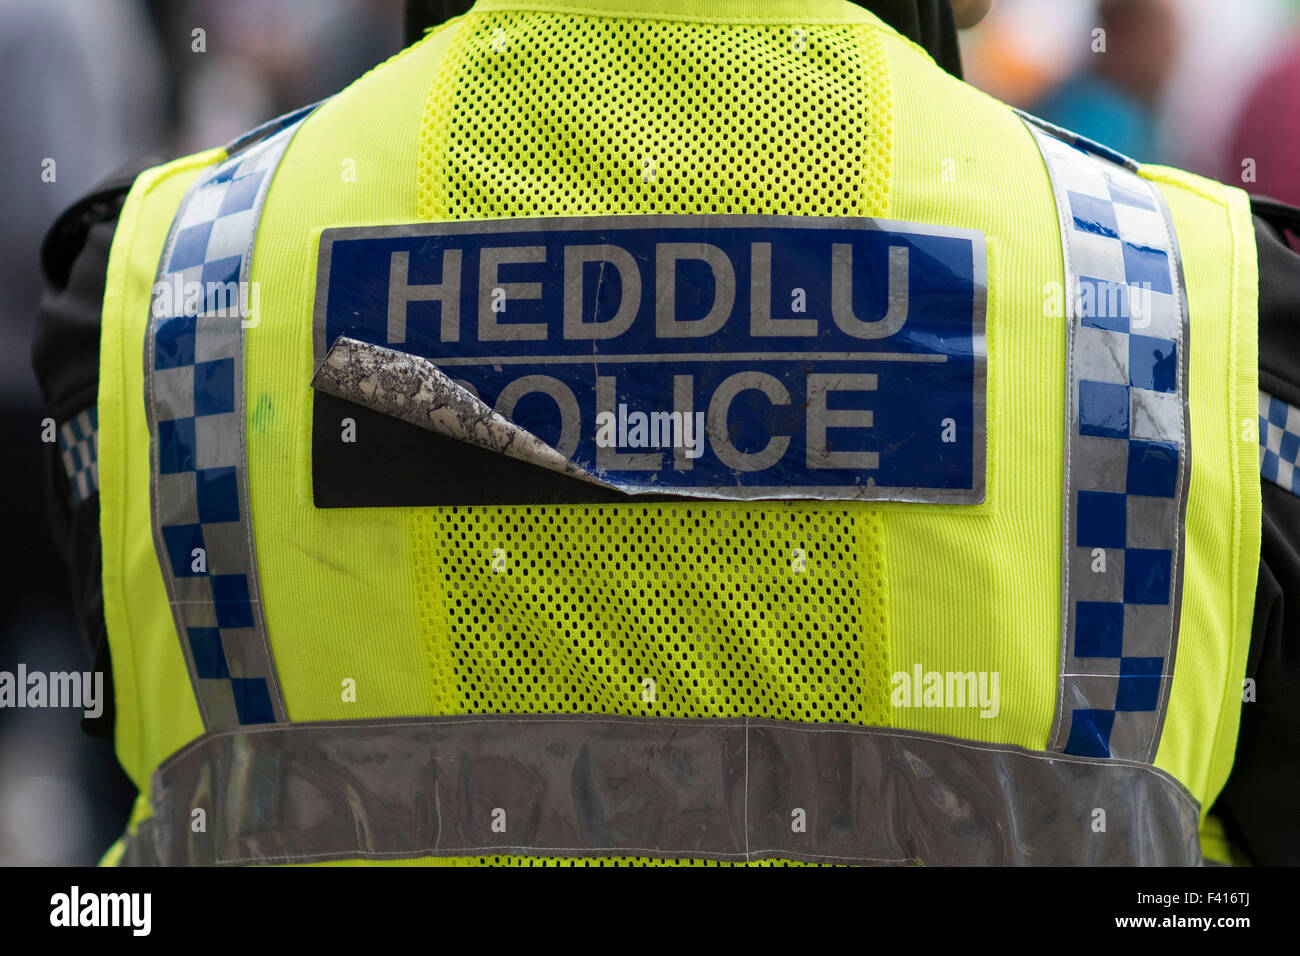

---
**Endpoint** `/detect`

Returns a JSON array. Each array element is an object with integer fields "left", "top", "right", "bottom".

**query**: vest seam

[
  {"left": 1209, "top": 181, "right": 1241, "bottom": 824},
  {"left": 863, "top": 23, "right": 893, "bottom": 220},
  {"left": 102, "top": 181, "right": 142, "bottom": 786},
  {"left": 1209, "top": 181, "right": 1247, "bottom": 824},
  {"left": 1026, "top": 128, "right": 1075, "bottom": 754},
  {"left": 215, "top": 845, "right": 911, "bottom": 867},
  {"left": 417, "top": 14, "right": 474, "bottom": 222},
  {"left": 464, "top": 1, "right": 880, "bottom": 27}
]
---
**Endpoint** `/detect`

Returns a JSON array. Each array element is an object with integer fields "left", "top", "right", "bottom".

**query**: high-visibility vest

[{"left": 96, "top": 0, "right": 1260, "bottom": 866}]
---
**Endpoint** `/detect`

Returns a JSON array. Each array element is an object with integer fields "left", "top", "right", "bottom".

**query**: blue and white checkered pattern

[
  {"left": 146, "top": 105, "right": 315, "bottom": 729},
  {"left": 58, "top": 407, "right": 99, "bottom": 503},
  {"left": 1260, "top": 391, "right": 1300, "bottom": 494},
  {"left": 1022, "top": 113, "right": 1189, "bottom": 763}
]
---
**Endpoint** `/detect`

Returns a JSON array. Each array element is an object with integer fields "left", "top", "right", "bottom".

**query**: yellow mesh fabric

[
  {"left": 410, "top": 6, "right": 894, "bottom": 737},
  {"left": 413, "top": 506, "right": 890, "bottom": 722},
  {"left": 335, "top": 855, "right": 823, "bottom": 866},
  {"left": 403, "top": 5, "right": 895, "bottom": 866},
  {"left": 417, "top": 10, "right": 891, "bottom": 219}
]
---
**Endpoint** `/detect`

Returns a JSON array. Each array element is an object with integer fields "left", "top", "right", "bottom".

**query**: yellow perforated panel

[
  {"left": 318, "top": 854, "right": 825, "bottom": 867},
  {"left": 418, "top": 10, "right": 891, "bottom": 220},
  {"left": 411, "top": 2, "right": 893, "bottom": 728},
  {"left": 418, "top": 855, "right": 823, "bottom": 867},
  {"left": 412, "top": 505, "right": 891, "bottom": 726},
  {"left": 404, "top": 5, "right": 895, "bottom": 866}
]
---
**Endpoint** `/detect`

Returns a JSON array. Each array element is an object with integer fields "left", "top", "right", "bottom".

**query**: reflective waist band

[{"left": 119, "top": 715, "right": 1201, "bottom": 866}]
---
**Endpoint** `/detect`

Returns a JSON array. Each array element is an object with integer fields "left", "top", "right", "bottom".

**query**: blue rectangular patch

[{"left": 314, "top": 215, "right": 987, "bottom": 503}]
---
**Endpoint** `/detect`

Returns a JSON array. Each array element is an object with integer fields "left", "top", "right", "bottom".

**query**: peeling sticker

[{"left": 312, "top": 337, "right": 616, "bottom": 489}]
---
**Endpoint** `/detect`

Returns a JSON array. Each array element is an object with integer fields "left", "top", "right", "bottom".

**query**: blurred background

[
  {"left": 0, "top": 0, "right": 1297, "bottom": 864},
  {"left": 0, "top": 0, "right": 404, "bottom": 865},
  {"left": 962, "top": 0, "right": 1300, "bottom": 201}
]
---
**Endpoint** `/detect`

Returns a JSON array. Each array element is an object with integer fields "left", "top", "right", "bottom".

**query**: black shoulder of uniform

[
  {"left": 39, "top": 160, "right": 157, "bottom": 291},
  {"left": 1252, "top": 195, "right": 1300, "bottom": 238},
  {"left": 1252, "top": 195, "right": 1300, "bottom": 408},
  {"left": 33, "top": 157, "right": 161, "bottom": 420},
  {"left": 1212, "top": 193, "right": 1300, "bottom": 865},
  {"left": 1248, "top": 195, "right": 1300, "bottom": 403},
  {"left": 32, "top": 156, "right": 160, "bottom": 743}
]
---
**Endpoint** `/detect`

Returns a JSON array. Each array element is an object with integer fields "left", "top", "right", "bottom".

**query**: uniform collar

[
  {"left": 467, "top": 0, "right": 877, "bottom": 25},
  {"left": 461, "top": 0, "right": 962, "bottom": 77}
]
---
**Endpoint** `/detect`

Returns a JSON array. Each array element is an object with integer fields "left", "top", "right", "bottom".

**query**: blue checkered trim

[
  {"left": 58, "top": 407, "right": 99, "bottom": 503},
  {"left": 145, "top": 105, "right": 316, "bottom": 729},
  {"left": 1021, "top": 112, "right": 1190, "bottom": 762},
  {"left": 1260, "top": 391, "right": 1300, "bottom": 494}
]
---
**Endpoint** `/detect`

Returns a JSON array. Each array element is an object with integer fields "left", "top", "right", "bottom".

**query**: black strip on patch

[{"left": 311, "top": 392, "right": 676, "bottom": 507}]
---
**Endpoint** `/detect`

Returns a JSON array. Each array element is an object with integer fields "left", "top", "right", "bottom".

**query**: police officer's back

[{"left": 33, "top": 0, "right": 1300, "bottom": 866}]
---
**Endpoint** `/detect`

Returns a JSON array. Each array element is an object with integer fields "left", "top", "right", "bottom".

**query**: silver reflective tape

[
  {"left": 1019, "top": 111, "right": 1191, "bottom": 762},
  {"left": 143, "top": 106, "right": 319, "bottom": 729},
  {"left": 119, "top": 715, "right": 1201, "bottom": 866}
]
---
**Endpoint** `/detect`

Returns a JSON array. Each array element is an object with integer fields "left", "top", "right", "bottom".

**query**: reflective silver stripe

[
  {"left": 144, "top": 105, "right": 317, "bottom": 729},
  {"left": 1020, "top": 112, "right": 1192, "bottom": 762},
  {"left": 118, "top": 715, "right": 1201, "bottom": 866}
]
